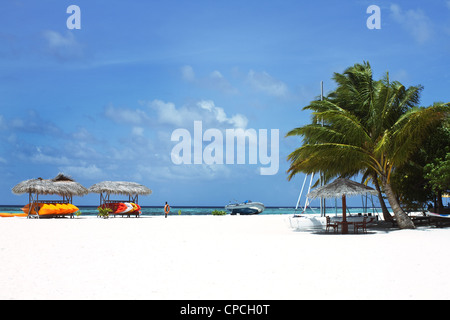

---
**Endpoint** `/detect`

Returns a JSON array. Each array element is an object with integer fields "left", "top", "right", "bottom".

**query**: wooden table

[{"left": 336, "top": 221, "right": 353, "bottom": 234}]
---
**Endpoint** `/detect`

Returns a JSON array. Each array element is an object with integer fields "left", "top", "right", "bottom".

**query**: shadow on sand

[{"left": 292, "top": 220, "right": 450, "bottom": 235}]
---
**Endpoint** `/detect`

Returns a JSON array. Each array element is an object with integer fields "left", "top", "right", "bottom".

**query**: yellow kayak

[{"left": 0, "top": 212, "right": 28, "bottom": 218}]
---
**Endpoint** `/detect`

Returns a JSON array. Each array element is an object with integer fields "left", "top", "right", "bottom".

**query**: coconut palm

[
  {"left": 329, "top": 62, "right": 422, "bottom": 222},
  {"left": 287, "top": 62, "right": 450, "bottom": 229}
]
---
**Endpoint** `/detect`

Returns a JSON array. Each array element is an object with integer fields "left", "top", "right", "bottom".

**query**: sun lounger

[{"left": 425, "top": 212, "right": 450, "bottom": 227}]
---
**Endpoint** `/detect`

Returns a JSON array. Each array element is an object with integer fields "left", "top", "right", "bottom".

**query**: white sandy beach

[{"left": 0, "top": 214, "right": 449, "bottom": 300}]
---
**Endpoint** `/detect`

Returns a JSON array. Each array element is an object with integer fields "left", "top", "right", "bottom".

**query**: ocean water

[{"left": 0, "top": 205, "right": 384, "bottom": 217}]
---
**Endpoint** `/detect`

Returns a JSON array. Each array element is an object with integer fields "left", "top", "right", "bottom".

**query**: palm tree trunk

[
  {"left": 382, "top": 180, "right": 415, "bottom": 229},
  {"left": 437, "top": 190, "right": 444, "bottom": 214},
  {"left": 373, "top": 175, "right": 393, "bottom": 221}
]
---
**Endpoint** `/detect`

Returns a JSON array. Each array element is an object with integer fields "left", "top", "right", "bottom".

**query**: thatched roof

[
  {"left": 12, "top": 173, "right": 89, "bottom": 197},
  {"left": 307, "top": 178, "right": 378, "bottom": 199},
  {"left": 88, "top": 181, "right": 152, "bottom": 196}
]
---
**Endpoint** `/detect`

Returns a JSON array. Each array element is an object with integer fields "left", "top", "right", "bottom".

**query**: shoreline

[
  {"left": 0, "top": 204, "right": 395, "bottom": 218},
  {"left": 1, "top": 215, "right": 449, "bottom": 300}
]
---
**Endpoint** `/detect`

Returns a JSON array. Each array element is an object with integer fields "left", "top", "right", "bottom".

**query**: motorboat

[{"left": 225, "top": 200, "right": 265, "bottom": 215}]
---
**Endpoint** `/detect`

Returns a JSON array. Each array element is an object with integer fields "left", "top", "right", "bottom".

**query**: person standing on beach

[{"left": 164, "top": 202, "right": 170, "bottom": 218}]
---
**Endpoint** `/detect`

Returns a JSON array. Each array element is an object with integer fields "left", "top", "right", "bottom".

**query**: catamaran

[{"left": 289, "top": 175, "right": 379, "bottom": 231}]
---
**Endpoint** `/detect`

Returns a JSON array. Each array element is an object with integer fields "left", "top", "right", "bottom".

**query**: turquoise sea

[{"left": 0, "top": 205, "right": 385, "bottom": 217}]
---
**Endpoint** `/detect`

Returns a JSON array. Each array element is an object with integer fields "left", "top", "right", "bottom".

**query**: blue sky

[{"left": 0, "top": 0, "right": 449, "bottom": 207}]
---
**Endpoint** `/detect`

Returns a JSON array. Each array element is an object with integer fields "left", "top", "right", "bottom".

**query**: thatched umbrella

[
  {"left": 88, "top": 181, "right": 152, "bottom": 205},
  {"left": 12, "top": 173, "right": 88, "bottom": 198},
  {"left": 12, "top": 173, "right": 89, "bottom": 217},
  {"left": 307, "top": 178, "right": 378, "bottom": 234}
]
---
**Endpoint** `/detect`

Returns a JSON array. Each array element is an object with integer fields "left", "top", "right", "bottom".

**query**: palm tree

[
  {"left": 330, "top": 62, "right": 422, "bottom": 222},
  {"left": 287, "top": 62, "right": 450, "bottom": 229}
]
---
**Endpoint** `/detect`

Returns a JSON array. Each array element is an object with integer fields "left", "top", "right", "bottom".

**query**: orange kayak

[{"left": 0, "top": 212, "right": 28, "bottom": 218}]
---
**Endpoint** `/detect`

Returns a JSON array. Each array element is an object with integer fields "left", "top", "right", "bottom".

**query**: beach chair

[
  {"left": 326, "top": 216, "right": 338, "bottom": 233},
  {"left": 354, "top": 217, "right": 367, "bottom": 234}
]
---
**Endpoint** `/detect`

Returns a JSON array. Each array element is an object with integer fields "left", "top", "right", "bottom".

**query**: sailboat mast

[
  {"left": 294, "top": 81, "right": 326, "bottom": 215},
  {"left": 320, "top": 81, "right": 326, "bottom": 217},
  {"left": 320, "top": 81, "right": 323, "bottom": 100},
  {"left": 295, "top": 175, "right": 308, "bottom": 211}
]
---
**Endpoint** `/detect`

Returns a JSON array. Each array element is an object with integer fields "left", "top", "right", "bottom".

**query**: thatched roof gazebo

[
  {"left": 88, "top": 181, "right": 152, "bottom": 206},
  {"left": 307, "top": 178, "right": 378, "bottom": 234},
  {"left": 12, "top": 173, "right": 89, "bottom": 218},
  {"left": 307, "top": 178, "right": 378, "bottom": 199},
  {"left": 12, "top": 173, "right": 88, "bottom": 198}
]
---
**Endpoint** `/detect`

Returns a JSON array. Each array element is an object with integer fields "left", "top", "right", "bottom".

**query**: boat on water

[{"left": 225, "top": 201, "right": 265, "bottom": 215}]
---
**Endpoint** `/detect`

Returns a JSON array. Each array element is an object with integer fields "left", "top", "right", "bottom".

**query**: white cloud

[
  {"left": 390, "top": 4, "right": 433, "bottom": 44},
  {"left": 137, "top": 163, "right": 232, "bottom": 182},
  {"left": 32, "top": 147, "right": 71, "bottom": 166},
  {"left": 97, "top": 98, "right": 252, "bottom": 182},
  {"left": 42, "top": 30, "right": 84, "bottom": 60},
  {"left": 105, "top": 104, "right": 149, "bottom": 125},
  {"left": 71, "top": 127, "right": 98, "bottom": 143},
  {"left": 182, "top": 66, "right": 292, "bottom": 98},
  {"left": 181, "top": 65, "right": 195, "bottom": 82},
  {"left": 43, "top": 30, "right": 77, "bottom": 49},
  {"left": 208, "top": 70, "right": 239, "bottom": 94},
  {"left": 60, "top": 164, "right": 105, "bottom": 180},
  {"left": 246, "top": 70, "right": 288, "bottom": 97},
  {"left": 9, "top": 110, "right": 63, "bottom": 137},
  {"left": 210, "top": 70, "right": 223, "bottom": 79},
  {"left": 0, "top": 115, "right": 5, "bottom": 130},
  {"left": 132, "top": 126, "right": 144, "bottom": 136},
  {"left": 197, "top": 100, "right": 247, "bottom": 128},
  {"left": 181, "top": 65, "right": 238, "bottom": 94},
  {"left": 149, "top": 99, "right": 191, "bottom": 127},
  {"left": 147, "top": 99, "right": 247, "bottom": 129}
]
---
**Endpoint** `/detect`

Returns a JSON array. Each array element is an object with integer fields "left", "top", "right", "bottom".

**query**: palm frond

[
  {"left": 387, "top": 103, "right": 450, "bottom": 166},
  {"left": 287, "top": 143, "right": 373, "bottom": 180}
]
